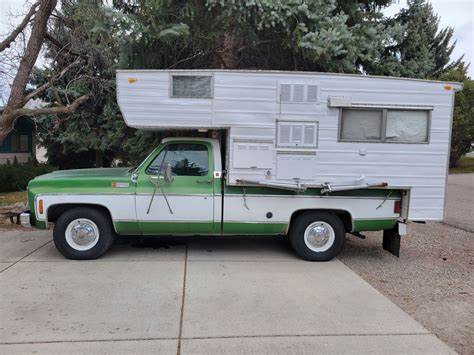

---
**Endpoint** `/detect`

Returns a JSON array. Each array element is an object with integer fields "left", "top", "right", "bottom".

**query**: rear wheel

[
  {"left": 290, "top": 211, "right": 345, "bottom": 261},
  {"left": 53, "top": 207, "right": 115, "bottom": 260}
]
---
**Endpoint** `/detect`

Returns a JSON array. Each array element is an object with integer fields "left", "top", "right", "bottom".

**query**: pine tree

[
  {"left": 439, "top": 63, "right": 474, "bottom": 167},
  {"left": 370, "top": 0, "right": 462, "bottom": 78}
]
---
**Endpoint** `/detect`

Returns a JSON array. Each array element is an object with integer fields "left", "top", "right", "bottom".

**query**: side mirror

[{"left": 162, "top": 163, "right": 173, "bottom": 183}]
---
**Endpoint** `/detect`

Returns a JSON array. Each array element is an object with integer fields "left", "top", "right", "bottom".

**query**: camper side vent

[
  {"left": 280, "top": 84, "right": 291, "bottom": 102},
  {"left": 307, "top": 85, "right": 319, "bottom": 102},
  {"left": 277, "top": 121, "right": 318, "bottom": 148},
  {"left": 278, "top": 82, "right": 319, "bottom": 103},
  {"left": 293, "top": 84, "right": 305, "bottom": 102}
]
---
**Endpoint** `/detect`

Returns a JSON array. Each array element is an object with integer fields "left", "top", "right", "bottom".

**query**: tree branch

[
  {"left": 5, "top": 0, "right": 57, "bottom": 112},
  {"left": 23, "top": 59, "right": 82, "bottom": 104},
  {"left": 0, "top": 95, "right": 90, "bottom": 142},
  {"left": 44, "top": 32, "right": 88, "bottom": 59},
  {"left": 0, "top": 2, "right": 40, "bottom": 53},
  {"left": 167, "top": 50, "right": 209, "bottom": 69}
]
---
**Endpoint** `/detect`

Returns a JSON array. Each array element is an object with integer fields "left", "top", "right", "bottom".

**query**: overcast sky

[{"left": 0, "top": 0, "right": 472, "bottom": 78}]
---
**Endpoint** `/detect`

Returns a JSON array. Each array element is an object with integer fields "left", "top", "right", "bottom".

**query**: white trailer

[{"left": 117, "top": 69, "right": 462, "bottom": 222}]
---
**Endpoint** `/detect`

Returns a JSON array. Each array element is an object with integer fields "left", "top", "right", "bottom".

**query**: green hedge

[{"left": 0, "top": 160, "right": 56, "bottom": 193}]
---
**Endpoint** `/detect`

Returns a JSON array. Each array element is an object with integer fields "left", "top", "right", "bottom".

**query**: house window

[
  {"left": 340, "top": 108, "right": 430, "bottom": 143},
  {"left": 171, "top": 75, "right": 212, "bottom": 98},
  {"left": 10, "top": 134, "right": 30, "bottom": 153},
  {"left": 277, "top": 121, "right": 318, "bottom": 148}
]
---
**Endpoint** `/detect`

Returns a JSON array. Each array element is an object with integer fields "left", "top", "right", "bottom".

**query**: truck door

[{"left": 135, "top": 142, "right": 215, "bottom": 234}]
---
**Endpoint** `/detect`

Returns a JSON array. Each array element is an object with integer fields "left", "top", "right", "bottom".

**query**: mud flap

[{"left": 383, "top": 223, "right": 404, "bottom": 257}]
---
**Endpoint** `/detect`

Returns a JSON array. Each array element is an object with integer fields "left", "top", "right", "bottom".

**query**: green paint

[
  {"left": 352, "top": 219, "right": 397, "bottom": 232},
  {"left": 28, "top": 167, "right": 135, "bottom": 195},
  {"left": 114, "top": 221, "right": 215, "bottom": 235},
  {"left": 114, "top": 220, "right": 287, "bottom": 235},
  {"left": 222, "top": 222, "right": 288, "bottom": 235}
]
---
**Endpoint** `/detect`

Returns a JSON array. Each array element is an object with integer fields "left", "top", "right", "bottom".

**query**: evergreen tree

[
  {"left": 36, "top": 0, "right": 394, "bottom": 167},
  {"left": 439, "top": 63, "right": 474, "bottom": 167},
  {"left": 35, "top": 1, "right": 129, "bottom": 167},
  {"left": 369, "top": 0, "right": 462, "bottom": 78}
]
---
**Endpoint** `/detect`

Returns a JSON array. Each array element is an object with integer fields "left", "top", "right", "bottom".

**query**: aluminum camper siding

[{"left": 116, "top": 70, "right": 461, "bottom": 221}]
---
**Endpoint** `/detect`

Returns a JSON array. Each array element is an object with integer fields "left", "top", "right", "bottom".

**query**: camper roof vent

[{"left": 278, "top": 82, "right": 319, "bottom": 103}]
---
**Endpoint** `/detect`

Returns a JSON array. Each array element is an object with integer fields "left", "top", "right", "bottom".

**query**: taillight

[
  {"left": 38, "top": 199, "right": 44, "bottom": 214},
  {"left": 394, "top": 200, "right": 401, "bottom": 214}
]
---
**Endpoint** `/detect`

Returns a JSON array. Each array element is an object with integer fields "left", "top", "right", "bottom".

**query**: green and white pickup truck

[{"left": 21, "top": 137, "right": 404, "bottom": 261}]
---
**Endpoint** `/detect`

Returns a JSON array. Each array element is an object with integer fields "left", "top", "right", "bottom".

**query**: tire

[
  {"left": 53, "top": 207, "right": 115, "bottom": 260},
  {"left": 289, "top": 211, "right": 345, "bottom": 261}
]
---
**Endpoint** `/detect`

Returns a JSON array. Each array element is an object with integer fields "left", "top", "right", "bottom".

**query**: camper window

[
  {"left": 340, "top": 108, "right": 430, "bottom": 143},
  {"left": 171, "top": 75, "right": 212, "bottom": 98},
  {"left": 385, "top": 110, "right": 429, "bottom": 143},
  {"left": 340, "top": 109, "right": 383, "bottom": 141}
]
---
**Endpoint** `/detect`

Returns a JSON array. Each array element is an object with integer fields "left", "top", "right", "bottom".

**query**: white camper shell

[{"left": 117, "top": 70, "right": 462, "bottom": 222}]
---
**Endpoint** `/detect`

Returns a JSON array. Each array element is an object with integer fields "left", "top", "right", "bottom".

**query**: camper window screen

[
  {"left": 340, "top": 109, "right": 383, "bottom": 141},
  {"left": 386, "top": 110, "right": 429, "bottom": 143},
  {"left": 172, "top": 75, "right": 212, "bottom": 98}
]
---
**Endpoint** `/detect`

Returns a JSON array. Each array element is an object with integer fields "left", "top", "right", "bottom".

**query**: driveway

[
  {"left": 0, "top": 230, "right": 453, "bottom": 354},
  {"left": 445, "top": 173, "right": 474, "bottom": 232}
]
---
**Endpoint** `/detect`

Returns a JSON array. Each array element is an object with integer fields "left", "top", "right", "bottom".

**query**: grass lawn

[
  {"left": 449, "top": 156, "right": 474, "bottom": 174},
  {"left": 0, "top": 191, "right": 28, "bottom": 205}
]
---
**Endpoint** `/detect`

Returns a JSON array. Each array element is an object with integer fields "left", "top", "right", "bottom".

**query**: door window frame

[{"left": 141, "top": 141, "right": 213, "bottom": 179}]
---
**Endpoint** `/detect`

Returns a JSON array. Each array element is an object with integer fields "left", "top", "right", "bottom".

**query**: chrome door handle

[{"left": 196, "top": 179, "right": 212, "bottom": 184}]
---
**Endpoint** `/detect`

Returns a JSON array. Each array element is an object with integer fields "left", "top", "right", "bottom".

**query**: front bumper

[{"left": 20, "top": 212, "right": 32, "bottom": 228}]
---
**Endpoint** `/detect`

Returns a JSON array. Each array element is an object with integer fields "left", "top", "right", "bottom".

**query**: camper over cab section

[{"left": 21, "top": 70, "right": 462, "bottom": 261}]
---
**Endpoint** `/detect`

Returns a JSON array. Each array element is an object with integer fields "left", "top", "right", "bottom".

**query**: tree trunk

[
  {"left": 220, "top": 31, "right": 241, "bottom": 69},
  {"left": 95, "top": 150, "right": 104, "bottom": 167},
  {"left": 0, "top": 0, "right": 57, "bottom": 140}
]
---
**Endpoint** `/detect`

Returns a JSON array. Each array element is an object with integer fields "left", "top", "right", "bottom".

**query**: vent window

[
  {"left": 171, "top": 75, "right": 212, "bottom": 98},
  {"left": 278, "top": 82, "right": 319, "bottom": 103},
  {"left": 277, "top": 121, "right": 318, "bottom": 148}
]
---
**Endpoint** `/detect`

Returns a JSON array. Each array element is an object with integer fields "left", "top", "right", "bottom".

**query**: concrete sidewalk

[{"left": 0, "top": 231, "right": 454, "bottom": 354}]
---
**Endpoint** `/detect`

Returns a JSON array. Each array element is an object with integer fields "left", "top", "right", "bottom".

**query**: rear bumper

[{"left": 20, "top": 212, "right": 32, "bottom": 228}]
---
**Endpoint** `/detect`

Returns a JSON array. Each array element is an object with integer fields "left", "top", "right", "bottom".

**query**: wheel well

[
  {"left": 47, "top": 204, "right": 113, "bottom": 224},
  {"left": 289, "top": 209, "right": 352, "bottom": 233}
]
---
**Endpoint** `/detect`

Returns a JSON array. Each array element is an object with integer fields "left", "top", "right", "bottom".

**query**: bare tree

[{"left": 0, "top": 0, "right": 89, "bottom": 143}]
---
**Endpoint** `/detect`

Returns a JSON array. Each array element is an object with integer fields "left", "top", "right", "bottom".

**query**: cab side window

[{"left": 146, "top": 143, "right": 209, "bottom": 176}]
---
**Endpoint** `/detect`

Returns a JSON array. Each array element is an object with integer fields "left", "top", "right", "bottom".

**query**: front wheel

[
  {"left": 53, "top": 207, "right": 115, "bottom": 260},
  {"left": 289, "top": 212, "right": 345, "bottom": 261}
]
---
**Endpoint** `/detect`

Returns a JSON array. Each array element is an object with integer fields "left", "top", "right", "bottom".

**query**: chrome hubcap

[
  {"left": 65, "top": 218, "right": 99, "bottom": 251},
  {"left": 304, "top": 221, "right": 335, "bottom": 252}
]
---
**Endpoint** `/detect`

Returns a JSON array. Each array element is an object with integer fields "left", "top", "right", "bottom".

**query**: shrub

[{"left": 0, "top": 161, "right": 56, "bottom": 193}]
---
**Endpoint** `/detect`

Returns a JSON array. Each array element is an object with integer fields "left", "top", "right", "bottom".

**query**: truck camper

[{"left": 22, "top": 70, "right": 462, "bottom": 261}]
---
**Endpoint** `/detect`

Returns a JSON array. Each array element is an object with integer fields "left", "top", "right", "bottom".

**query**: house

[{"left": 0, "top": 116, "right": 36, "bottom": 164}]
